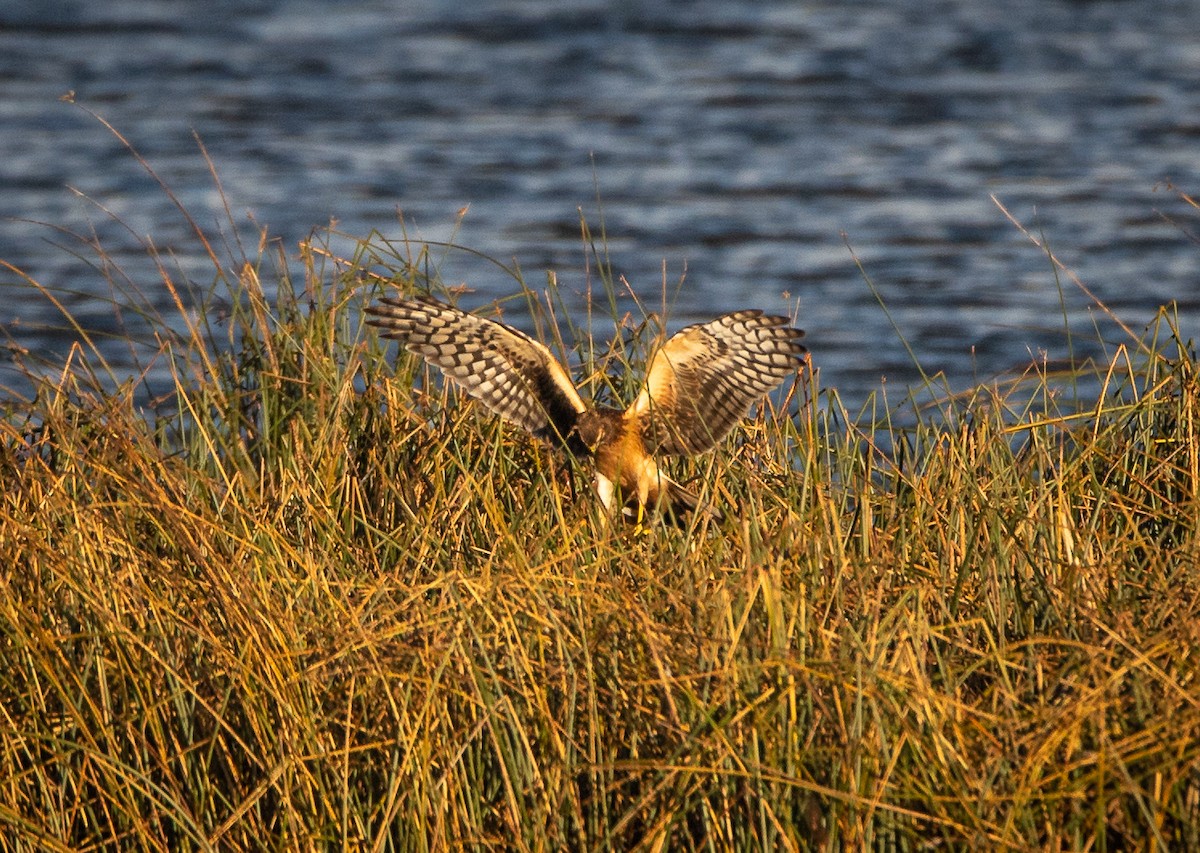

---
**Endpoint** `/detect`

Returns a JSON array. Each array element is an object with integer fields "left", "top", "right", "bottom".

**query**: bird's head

[{"left": 572, "top": 410, "right": 610, "bottom": 452}]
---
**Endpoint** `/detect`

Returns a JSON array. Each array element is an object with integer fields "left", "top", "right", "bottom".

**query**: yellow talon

[{"left": 630, "top": 502, "right": 651, "bottom": 536}]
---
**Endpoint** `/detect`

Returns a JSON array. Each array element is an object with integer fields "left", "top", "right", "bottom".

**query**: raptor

[{"left": 366, "top": 295, "right": 806, "bottom": 522}]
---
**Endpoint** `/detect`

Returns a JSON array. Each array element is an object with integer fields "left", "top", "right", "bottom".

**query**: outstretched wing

[
  {"left": 365, "top": 295, "right": 588, "bottom": 449},
  {"left": 628, "top": 310, "right": 806, "bottom": 456}
]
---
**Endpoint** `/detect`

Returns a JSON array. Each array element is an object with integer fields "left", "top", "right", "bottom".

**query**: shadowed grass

[{"left": 3, "top": 160, "right": 1200, "bottom": 849}]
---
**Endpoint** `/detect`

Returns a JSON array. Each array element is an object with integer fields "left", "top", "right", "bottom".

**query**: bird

[{"left": 365, "top": 294, "right": 807, "bottom": 523}]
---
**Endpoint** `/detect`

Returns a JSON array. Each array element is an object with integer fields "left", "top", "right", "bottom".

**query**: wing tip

[{"left": 365, "top": 294, "right": 458, "bottom": 336}]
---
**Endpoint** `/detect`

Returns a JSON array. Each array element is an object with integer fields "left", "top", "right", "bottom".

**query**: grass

[{"left": 2, "top": 146, "right": 1200, "bottom": 850}]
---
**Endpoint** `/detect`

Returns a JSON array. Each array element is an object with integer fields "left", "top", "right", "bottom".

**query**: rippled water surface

[{"left": 3, "top": 0, "right": 1199, "bottom": 409}]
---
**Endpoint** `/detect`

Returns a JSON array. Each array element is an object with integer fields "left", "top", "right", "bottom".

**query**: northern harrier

[{"left": 365, "top": 295, "right": 806, "bottom": 522}]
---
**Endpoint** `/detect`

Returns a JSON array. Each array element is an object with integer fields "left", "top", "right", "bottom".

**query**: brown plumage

[{"left": 365, "top": 295, "right": 806, "bottom": 522}]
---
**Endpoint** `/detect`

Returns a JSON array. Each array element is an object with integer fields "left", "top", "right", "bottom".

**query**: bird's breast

[{"left": 595, "top": 419, "right": 659, "bottom": 499}]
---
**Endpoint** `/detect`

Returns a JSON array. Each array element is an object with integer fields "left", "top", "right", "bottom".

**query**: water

[{"left": 3, "top": 0, "right": 1199, "bottom": 412}]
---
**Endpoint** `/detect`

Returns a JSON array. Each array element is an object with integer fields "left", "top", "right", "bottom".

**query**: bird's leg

[
  {"left": 632, "top": 499, "right": 649, "bottom": 536},
  {"left": 630, "top": 458, "right": 658, "bottom": 534}
]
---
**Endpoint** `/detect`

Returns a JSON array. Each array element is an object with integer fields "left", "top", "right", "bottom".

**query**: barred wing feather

[
  {"left": 629, "top": 310, "right": 806, "bottom": 456},
  {"left": 365, "top": 296, "right": 588, "bottom": 448}
]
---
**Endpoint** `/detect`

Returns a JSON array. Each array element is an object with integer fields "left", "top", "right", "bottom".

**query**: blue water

[{"left": 2, "top": 0, "right": 1198, "bottom": 411}]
